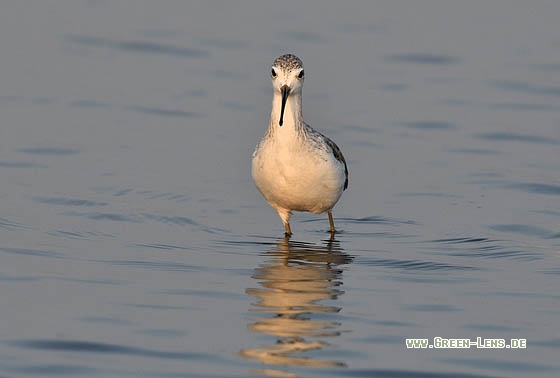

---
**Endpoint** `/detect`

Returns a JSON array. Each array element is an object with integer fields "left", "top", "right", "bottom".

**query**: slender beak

[{"left": 279, "top": 85, "right": 290, "bottom": 126}]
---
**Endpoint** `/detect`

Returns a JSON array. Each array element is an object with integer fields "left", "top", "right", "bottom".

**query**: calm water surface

[{"left": 1, "top": 1, "right": 559, "bottom": 377}]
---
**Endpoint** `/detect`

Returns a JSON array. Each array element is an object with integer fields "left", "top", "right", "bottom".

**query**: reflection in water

[{"left": 241, "top": 237, "right": 353, "bottom": 374}]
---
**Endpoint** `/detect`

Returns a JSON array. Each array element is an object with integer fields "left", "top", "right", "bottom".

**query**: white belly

[{"left": 252, "top": 141, "right": 345, "bottom": 214}]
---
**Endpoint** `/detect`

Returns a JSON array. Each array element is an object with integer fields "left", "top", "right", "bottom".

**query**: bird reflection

[{"left": 240, "top": 236, "right": 353, "bottom": 373}]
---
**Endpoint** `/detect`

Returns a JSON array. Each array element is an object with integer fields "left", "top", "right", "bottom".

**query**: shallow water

[{"left": 1, "top": 1, "right": 559, "bottom": 377}]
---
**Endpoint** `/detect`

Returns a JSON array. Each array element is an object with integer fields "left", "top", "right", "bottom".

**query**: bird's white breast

[{"left": 252, "top": 138, "right": 345, "bottom": 214}]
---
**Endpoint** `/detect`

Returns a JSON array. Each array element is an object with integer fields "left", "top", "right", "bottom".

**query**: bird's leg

[
  {"left": 284, "top": 222, "right": 292, "bottom": 237},
  {"left": 328, "top": 211, "right": 336, "bottom": 234},
  {"left": 277, "top": 208, "right": 292, "bottom": 237}
]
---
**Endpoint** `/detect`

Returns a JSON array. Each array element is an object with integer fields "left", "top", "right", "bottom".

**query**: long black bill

[{"left": 279, "top": 85, "right": 290, "bottom": 126}]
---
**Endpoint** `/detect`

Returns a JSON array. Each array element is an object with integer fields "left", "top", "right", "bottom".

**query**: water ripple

[
  {"left": 280, "top": 30, "right": 327, "bottom": 43},
  {"left": 114, "top": 188, "right": 133, "bottom": 196},
  {"left": 162, "top": 289, "right": 247, "bottom": 300},
  {"left": 427, "top": 236, "right": 541, "bottom": 261},
  {"left": 443, "top": 247, "right": 539, "bottom": 261},
  {"left": 448, "top": 148, "right": 502, "bottom": 155},
  {"left": 397, "top": 192, "right": 458, "bottom": 198},
  {"left": 130, "top": 243, "right": 190, "bottom": 251},
  {"left": 171, "top": 89, "right": 208, "bottom": 99},
  {"left": 464, "top": 291, "right": 560, "bottom": 300},
  {"left": 69, "top": 99, "right": 111, "bottom": 108},
  {"left": 0, "top": 247, "right": 65, "bottom": 259},
  {"left": 141, "top": 213, "right": 198, "bottom": 226},
  {"left": 7, "top": 364, "right": 95, "bottom": 375},
  {"left": 9, "top": 339, "right": 206, "bottom": 360},
  {"left": 197, "top": 37, "right": 249, "bottom": 50},
  {"left": 441, "top": 357, "right": 558, "bottom": 373},
  {"left": 384, "top": 53, "right": 460, "bottom": 65},
  {"left": 33, "top": 196, "right": 107, "bottom": 207},
  {"left": 343, "top": 124, "right": 377, "bottom": 134},
  {"left": 373, "top": 320, "right": 417, "bottom": 328},
  {"left": 399, "top": 121, "right": 457, "bottom": 130},
  {"left": 462, "top": 323, "right": 522, "bottom": 332},
  {"left": 55, "top": 277, "right": 123, "bottom": 286},
  {"left": 0, "top": 217, "right": 28, "bottom": 230},
  {"left": 136, "top": 190, "right": 190, "bottom": 202},
  {"left": 116, "top": 40, "right": 209, "bottom": 58},
  {"left": 0, "top": 161, "right": 47, "bottom": 168},
  {"left": 354, "top": 335, "right": 404, "bottom": 345},
  {"left": 433, "top": 237, "right": 491, "bottom": 244},
  {"left": 142, "top": 213, "right": 225, "bottom": 233},
  {"left": 65, "top": 34, "right": 210, "bottom": 59},
  {"left": 536, "top": 209, "right": 560, "bottom": 216},
  {"left": 127, "top": 105, "right": 201, "bottom": 118},
  {"left": 209, "top": 69, "right": 249, "bottom": 80},
  {"left": 338, "top": 368, "right": 500, "bottom": 378},
  {"left": 0, "top": 95, "right": 20, "bottom": 104},
  {"left": 507, "top": 182, "right": 560, "bottom": 196},
  {"left": 64, "top": 34, "right": 107, "bottom": 46},
  {"left": 78, "top": 316, "right": 132, "bottom": 326},
  {"left": 137, "top": 28, "right": 184, "bottom": 39},
  {"left": 63, "top": 211, "right": 143, "bottom": 223},
  {"left": 377, "top": 83, "right": 408, "bottom": 91},
  {"left": 342, "top": 216, "right": 418, "bottom": 226},
  {"left": 47, "top": 229, "right": 115, "bottom": 240},
  {"left": 123, "top": 303, "right": 190, "bottom": 310},
  {"left": 219, "top": 100, "right": 255, "bottom": 112},
  {"left": 99, "top": 260, "right": 198, "bottom": 272},
  {"left": 338, "top": 23, "right": 381, "bottom": 34},
  {"left": 488, "top": 102, "right": 560, "bottom": 111},
  {"left": 476, "top": 132, "right": 558, "bottom": 145},
  {"left": 216, "top": 239, "right": 279, "bottom": 248},
  {"left": 18, "top": 147, "right": 80, "bottom": 156},
  {"left": 533, "top": 338, "right": 560, "bottom": 348},
  {"left": 138, "top": 329, "right": 188, "bottom": 339},
  {"left": 489, "top": 224, "right": 560, "bottom": 239},
  {"left": 404, "top": 304, "right": 459, "bottom": 312},
  {"left": 492, "top": 79, "right": 560, "bottom": 98},
  {"left": 356, "top": 257, "right": 475, "bottom": 271},
  {"left": 529, "top": 63, "right": 560, "bottom": 72},
  {"left": 540, "top": 268, "right": 560, "bottom": 276},
  {"left": 0, "top": 273, "right": 40, "bottom": 282},
  {"left": 0, "top": 95, "right": 54, "bottom": 106}
]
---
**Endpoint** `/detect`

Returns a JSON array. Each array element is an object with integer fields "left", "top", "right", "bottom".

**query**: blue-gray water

[{"left": 1, "top": 1, "right": 559, "bottom": 377}]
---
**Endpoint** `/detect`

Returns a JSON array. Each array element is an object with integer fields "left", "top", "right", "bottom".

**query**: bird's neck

[{"left": 268, "top": 92, "right": 305, "bottom": 139}]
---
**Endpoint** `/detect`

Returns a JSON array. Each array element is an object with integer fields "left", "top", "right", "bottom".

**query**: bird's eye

[
  {"left": 297, "top": 70, "right": 304, "bottom": 79},
  {"left": 271, "top": 68, "right": 277, "bottom": 78}
]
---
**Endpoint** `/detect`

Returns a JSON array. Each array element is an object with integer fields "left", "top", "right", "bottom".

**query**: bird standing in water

[{"left": 252, "top": 54, "right": 348, "bottom": 236}]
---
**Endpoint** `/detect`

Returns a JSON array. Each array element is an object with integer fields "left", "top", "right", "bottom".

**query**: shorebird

[{"left": 252, "top": 54, "right": 348, "bottom": 236}]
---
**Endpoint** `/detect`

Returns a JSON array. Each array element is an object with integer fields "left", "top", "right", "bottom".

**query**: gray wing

[
  {"left": 305, "top": 123, "right": 349, "bottom": 190},
  {"left": 324, "top": 136, "right": 348, "bottom": 191}
]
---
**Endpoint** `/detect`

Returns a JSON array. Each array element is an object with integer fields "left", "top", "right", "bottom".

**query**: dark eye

[
  {"left": 271, "top": 68, "right": 277, "bottom": 78},
  {"left": 298, "top": 70, "right": 304, "bottom": 79}
]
